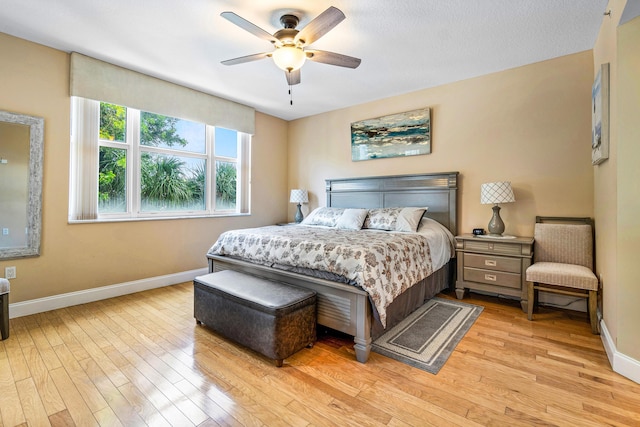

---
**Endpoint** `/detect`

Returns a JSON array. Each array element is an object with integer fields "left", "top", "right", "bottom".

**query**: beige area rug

[{"left": 372, "top": 297, "right": 483, "bottom": 374}]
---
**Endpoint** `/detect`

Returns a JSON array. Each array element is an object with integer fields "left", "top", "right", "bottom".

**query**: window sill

[{"left": 68, "top": 212, "right": 250, "bottom": 224}]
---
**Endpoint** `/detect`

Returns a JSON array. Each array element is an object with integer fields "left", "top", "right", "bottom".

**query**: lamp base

[
  {"left": 294, "top": 203, "right": 304, "bottom": 223},
  {"left": 487, "top": 205, "right": 505, "bottom": 236}
]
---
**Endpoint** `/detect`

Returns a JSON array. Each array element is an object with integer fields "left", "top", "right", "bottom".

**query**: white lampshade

[
  {"left": 481, "top": 182, "right": 515, "bottom": 205},
  {"left": 272, "top": 46, "right": 306, "bottom": 71},
  {"left": 289, "top": 189, "right": 308, "bottom": 204}
]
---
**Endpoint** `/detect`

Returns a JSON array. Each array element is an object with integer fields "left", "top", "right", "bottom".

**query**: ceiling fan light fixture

[{"left": 272, "top": 45, "right": 306, "bottom": 71}]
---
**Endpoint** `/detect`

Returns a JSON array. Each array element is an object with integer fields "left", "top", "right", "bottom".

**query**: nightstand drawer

[
  {"left": 463, "top": 267, "right": 521, "bottom": 289},
  {"left": 464, "top": 253, "right": 521, "bottom": 274},
  {"left": 461, "top": 239, "right": 523, "bottom": 255}
]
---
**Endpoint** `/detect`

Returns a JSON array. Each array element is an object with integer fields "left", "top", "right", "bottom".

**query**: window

[{"left": 70, "top": 98, "right": 250, "bottom": 221}]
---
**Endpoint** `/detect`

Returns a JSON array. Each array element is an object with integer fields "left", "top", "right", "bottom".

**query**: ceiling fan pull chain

[{"left": 289, "top": 83, "right": 293, "bottom": 105}]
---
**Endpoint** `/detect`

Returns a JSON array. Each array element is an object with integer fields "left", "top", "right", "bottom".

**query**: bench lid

[{"left": 195, "top": 270, "right": 316, "bottom": 315}]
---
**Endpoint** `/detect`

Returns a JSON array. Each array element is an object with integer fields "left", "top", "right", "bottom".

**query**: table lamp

[
  {"left": 480, "top": 181, "right": 515, "bottom": 236},
  {"left": 289, "top": 189, "right": 308, "bottom": 223}
]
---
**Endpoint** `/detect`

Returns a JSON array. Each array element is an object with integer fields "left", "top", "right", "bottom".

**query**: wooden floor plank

[
  {"left": 4, "top": 329, "right": 31, "bottom": 383},
  {"left": 120, "top": 349, "right": 209, "bottom": 426},
  {"left": 119, "top": 363, "right": 195, "bottom": 426},
  {"left": 0, "top": 348, "right": 26, "bottom": 426},
  {"left": 48, "top": 367, "right": 99, "bottom": 427},
  {"left": 21, "top": 346, "right": 65, "bottom": 416},
  {"left": 51, "top": 344, "right": 108, "bottom": 413},
  {"left": 0, "top": 283, "right": 637, "bottom": 427},
  {"left": 48, "top": 409, "right": 75, "bottom": 427},
  {"left": 93, "top": 406, "right": 124, "bottom": 427},
  {"left": 173, "top": 378, "right": 251, "bottom": 427},
  {"left": 15, "top": 377, "right": 52, "bottom": 427},
  {"left": 117, "top": 381, "right": 171, "bottom": 427},
  {"left": 27, "top": 326, "right": 63, "bottom": 372},
  {"left": 79, "top": 357, "right": 147, "bottom": 427}
]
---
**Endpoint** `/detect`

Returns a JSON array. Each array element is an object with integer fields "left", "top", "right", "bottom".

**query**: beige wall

[
  {"left": 593, "top": 0, "right": 623, "bottom": 353},
  {"left": 616, "top": 14, "right": 640, "bottom": 360},
  {"left": 288, "top": 52, "right": 595, "bottom": 237},
  {"left": 593, "top": 0, "right": 640, "bottom": 364},
  {"left": 0, "top": 32, "right": 288, "bottom": 303}
]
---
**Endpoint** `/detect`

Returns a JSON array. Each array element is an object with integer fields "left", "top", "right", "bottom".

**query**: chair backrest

[{"left": 533, "top": 220, "right": 594, "bottom": 269}]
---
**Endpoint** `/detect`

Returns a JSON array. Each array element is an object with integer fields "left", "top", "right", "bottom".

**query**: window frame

[{"left": 69, "top": 97, "right": 250, "bottom": 222}]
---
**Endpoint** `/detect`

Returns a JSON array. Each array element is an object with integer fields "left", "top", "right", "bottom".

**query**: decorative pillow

[
  {"left": 335, "top": 209, "right": 368, "bottom": 230},
  {"left": 363, "top": 207, "right": 404, "bottom": 231},
  {"left": 301, "top": 207, "right": 345, "bottom": 227},
  {"left": 395, "top": 207, "right": 428, "bottom": 232}
]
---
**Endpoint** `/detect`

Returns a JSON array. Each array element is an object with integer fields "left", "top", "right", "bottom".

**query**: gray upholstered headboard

[{"left": 326, "top": 172, "right": 459, "bottom": 235}]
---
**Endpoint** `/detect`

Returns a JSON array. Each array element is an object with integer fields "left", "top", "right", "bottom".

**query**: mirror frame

[{"left": 0, "top": 110, "right": 44, "bottom": 259}]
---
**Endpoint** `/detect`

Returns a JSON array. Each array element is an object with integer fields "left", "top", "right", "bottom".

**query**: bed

[{"left": 207, "top": 172, "right": 459, "bottom": 363}]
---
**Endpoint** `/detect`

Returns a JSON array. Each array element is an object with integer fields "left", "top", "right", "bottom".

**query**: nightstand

[{"left": 455, "top": 234, "right": 534, "bottom": 312}]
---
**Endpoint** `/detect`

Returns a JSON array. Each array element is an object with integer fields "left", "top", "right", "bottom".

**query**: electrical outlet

[
  {"left": 5, "top": 266, "right": 16, "bottom": 280},
  {"left": 2, "top": 228, "right": 8, "bottom": 236}
]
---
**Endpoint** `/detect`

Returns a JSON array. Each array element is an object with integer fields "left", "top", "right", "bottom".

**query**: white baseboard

[
  {"left": 600, "top": 319, "right": 640, "bottom": 384},
  {"left": 8, "top": 267, "right": 208, "bottom": 319}
]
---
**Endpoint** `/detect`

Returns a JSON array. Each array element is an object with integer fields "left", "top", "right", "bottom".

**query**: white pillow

[
  {"left": 395, "top": 207, "right": 428, "bottom": 232},
  {"left": 336, "top": 209, "right": 368, "bottom": 230}
]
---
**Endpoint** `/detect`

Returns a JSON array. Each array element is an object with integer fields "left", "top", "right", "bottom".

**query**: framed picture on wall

[
  {"left": 351, "top": 108, "right": 431, "bottom": 161},
  {"left": 592, "top": 63, "right": 610, "bottom": 165}
]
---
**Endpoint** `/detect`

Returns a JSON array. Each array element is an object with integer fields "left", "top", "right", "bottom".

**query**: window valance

[{"left": 69, "top": 52, "right": 255, "bottom": 135}]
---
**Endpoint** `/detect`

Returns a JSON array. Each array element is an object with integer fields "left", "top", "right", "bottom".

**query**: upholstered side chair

[{"left": 525, "top": 216, "right": 599, "bottom": 334}]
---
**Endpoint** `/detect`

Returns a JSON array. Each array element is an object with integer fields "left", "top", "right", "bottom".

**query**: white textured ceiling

[{"left": 0, "top": 0, "right": 607, "bottom": 121}]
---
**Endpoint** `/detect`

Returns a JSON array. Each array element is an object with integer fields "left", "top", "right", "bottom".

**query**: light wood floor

[{"left": 1, "top": 283, "right": 638, "bottom": 427}]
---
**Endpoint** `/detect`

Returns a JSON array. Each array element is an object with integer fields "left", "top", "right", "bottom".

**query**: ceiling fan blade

[
  {"left": 221, "top": 11, "right": 279, "bottom": 45},
  {"left": 305, "top": 50, "right": 361, "bottom": 69},
  {"left": 294, "top": 6, "right": 345, "bottom": 46},
  {"left": 285, "top": 69, "right": 301, "bottom": 85},
  {"left": 221, "top": 52, "right": 271, "bottom": 66}
]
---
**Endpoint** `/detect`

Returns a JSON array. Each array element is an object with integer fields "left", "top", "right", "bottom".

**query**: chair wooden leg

[
  {"left": 588, "top": 290, "right": 599, "bottom": 335},
  {"left": 527, "top": 282, "right": 535, "bottom": 321}
]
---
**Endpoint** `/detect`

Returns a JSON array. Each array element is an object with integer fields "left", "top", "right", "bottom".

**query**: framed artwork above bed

[{"left": 351, "top": 108, "right": 431, "bottom": 161}]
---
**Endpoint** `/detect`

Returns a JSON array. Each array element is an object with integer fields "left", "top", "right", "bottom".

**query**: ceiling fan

[{"left": 220, "top": 6, "right": 361, "bottom": 87}]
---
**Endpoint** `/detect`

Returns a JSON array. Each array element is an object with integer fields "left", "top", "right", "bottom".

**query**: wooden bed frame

[{"left": 208, "top": 172, "right": 459, "bottom": 363}]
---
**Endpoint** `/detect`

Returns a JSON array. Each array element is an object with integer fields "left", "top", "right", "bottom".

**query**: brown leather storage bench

[{"left": 194, "top": 270, "right": 316, "bottom": 367}]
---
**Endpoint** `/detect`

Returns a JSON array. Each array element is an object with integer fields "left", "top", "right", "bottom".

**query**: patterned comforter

[{"left": 208, "top": 225, "right": 444, "bottom": 327}]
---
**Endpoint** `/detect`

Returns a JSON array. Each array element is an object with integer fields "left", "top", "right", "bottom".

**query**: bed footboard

[{"left": 208, "top": 255, "right": 373, "bottom": 363}]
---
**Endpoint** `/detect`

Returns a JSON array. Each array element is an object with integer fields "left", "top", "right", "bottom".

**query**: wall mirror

[{"left": 0, "top": 110, "right": 44, "bottom": 259}]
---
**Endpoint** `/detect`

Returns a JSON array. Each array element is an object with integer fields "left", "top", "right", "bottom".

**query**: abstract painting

[{"left": 351, "top": 108, "right": 431, "bottom": 161}]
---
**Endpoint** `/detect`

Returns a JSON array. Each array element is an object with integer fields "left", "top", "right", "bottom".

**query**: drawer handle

[
  {"left": 485, "top": 274, "right": 497, "bottom": 281},
  {"left": 484, "top": 260, "right": 497, "bottom": 267}
]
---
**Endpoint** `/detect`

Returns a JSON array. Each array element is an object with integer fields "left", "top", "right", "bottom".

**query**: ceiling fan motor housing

[
  {"left": 274, "top": 28, "right": 298, "bottom": 45},
  {"left": 280, "top": 14, "right": 299, "bottom": 29}
]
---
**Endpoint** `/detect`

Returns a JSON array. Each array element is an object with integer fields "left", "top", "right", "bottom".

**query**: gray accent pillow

[
  {"left": 363, "top": 208, "right": 404, "bottom": 231},
  {"left": 363, "top": 207, "right": 427, "bottom": 231},
  {"left": 301, "top": 207, "right": 345, "bottom": 227}
]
